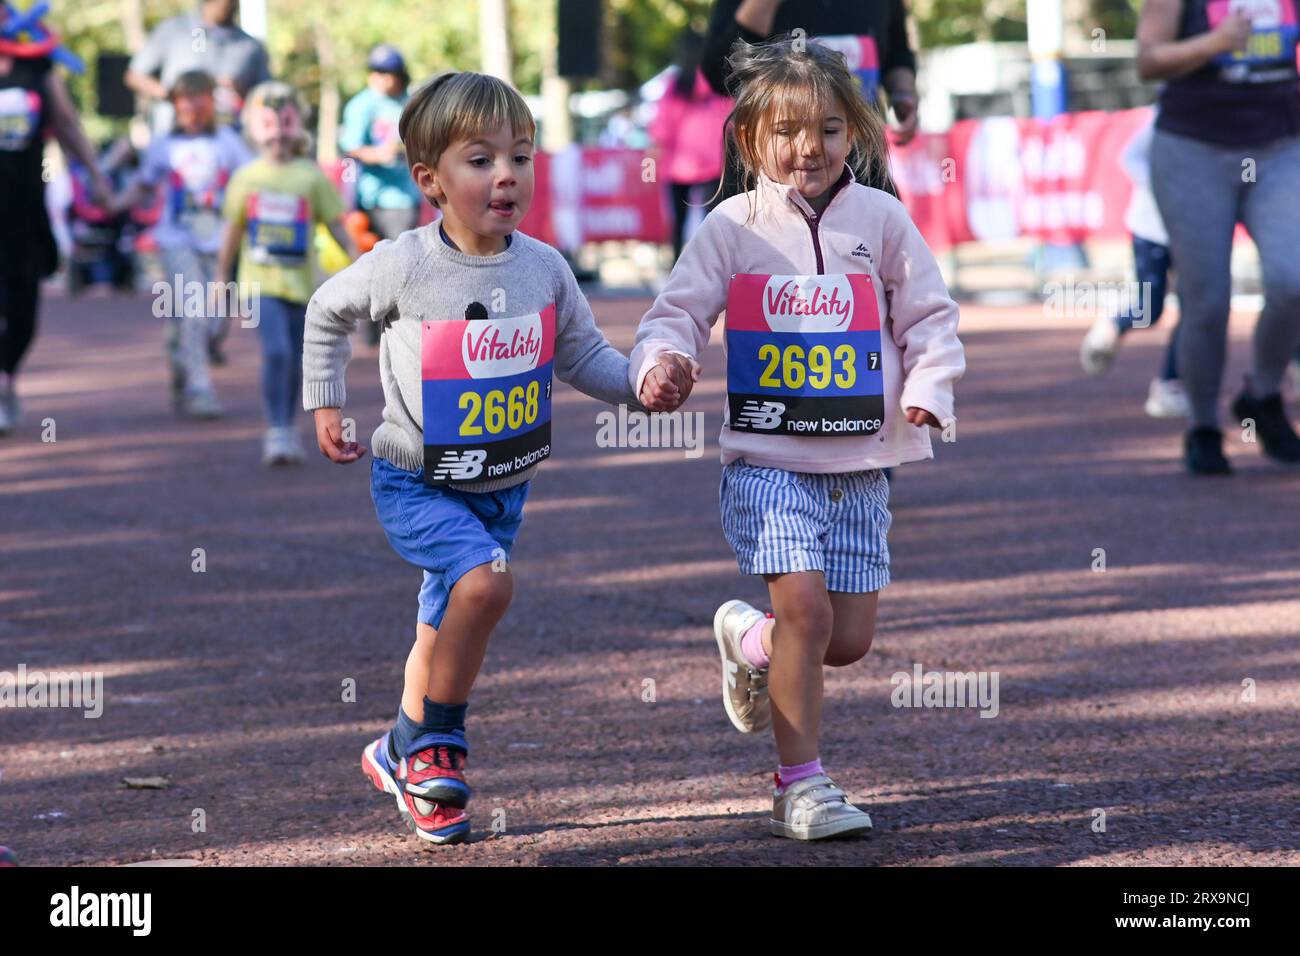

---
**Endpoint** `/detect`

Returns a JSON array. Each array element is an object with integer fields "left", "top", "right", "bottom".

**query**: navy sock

[{"left": 389, "top": 697, "right": 467, "bottom": 760}]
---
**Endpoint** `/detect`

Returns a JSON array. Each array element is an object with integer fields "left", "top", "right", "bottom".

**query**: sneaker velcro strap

[{"left": 786, "top": 774, "right": 847, "bottom": 804}]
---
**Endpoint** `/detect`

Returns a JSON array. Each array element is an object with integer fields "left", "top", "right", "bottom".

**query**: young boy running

[{"left": 303, "top": 71, "right": 642, "bottom": 844}]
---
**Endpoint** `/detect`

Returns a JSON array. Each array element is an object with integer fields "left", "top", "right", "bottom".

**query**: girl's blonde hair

[
  {"left": 241, "top": 81, "right": 313, "bottom": 157},
  {"left": 398, "top": 71, "right": 536, "bottom": 207},
  {"left": 718, "top": 35, "right": 894, "bottom": 217}
]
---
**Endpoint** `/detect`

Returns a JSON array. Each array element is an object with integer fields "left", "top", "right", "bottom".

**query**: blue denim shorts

[
  {"left": 719, "top": 458, "right": 891, "bottom": 593},
  {"left": 370, "top": 456, "right": 530, "bottom": 628}
]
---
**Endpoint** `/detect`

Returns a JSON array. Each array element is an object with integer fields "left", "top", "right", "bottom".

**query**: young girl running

[
  {"left": 218, "top": 81, "right": 356, "bottom": 464},
  {"left": 633, "top": 36, "right": 965, "bottom": 840}
]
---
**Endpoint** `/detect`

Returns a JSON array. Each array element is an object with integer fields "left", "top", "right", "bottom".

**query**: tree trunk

[
  {"left": 314, "top": 19, "right": 340, "bottom": 162},
  {"left": 479, "top": 0, "right": 514, "bottom": 81}
]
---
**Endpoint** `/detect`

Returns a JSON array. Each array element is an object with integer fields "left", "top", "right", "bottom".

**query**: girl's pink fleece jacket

[{"left": 629, "top": 164, "right": 966, "bottom": 473}]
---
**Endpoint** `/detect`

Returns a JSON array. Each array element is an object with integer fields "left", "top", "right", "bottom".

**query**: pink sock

[
  {"left": 740, "top": 615, "right": 772, "bottom": 669},
  {"left": 777, "top": 758, "right": 823, "bottom": 792}
]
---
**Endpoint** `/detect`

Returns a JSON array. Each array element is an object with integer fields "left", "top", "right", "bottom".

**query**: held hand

[
  {"left": 639, "top": 354, "right": 700, "bottom": 411},
  {"left": 1214, "top": 13, "right": 1253, "bottom": 53},
  {"left": 314, "top": 407, "right": 368, "bottom": 463},
  {"left": 640, "top": 364, "right": 679, "bottom": 411},
  {"left": 905, "top": 406, "right": 942, "bottom": 428}
]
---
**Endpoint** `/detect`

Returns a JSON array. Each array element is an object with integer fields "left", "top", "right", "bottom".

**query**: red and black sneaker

[
  {"left": 398, "top": 734, "right": 471, "bottom": 809},
  {"left": 361, "top": 733, "right": 471, "bottom": 845}
]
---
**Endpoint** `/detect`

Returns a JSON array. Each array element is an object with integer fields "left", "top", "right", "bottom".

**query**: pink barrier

[
  {"left": 892, "top": 107, "right": 1155, "bottom": 251},
  {"left": 327, "top": 112, "right": 1213, "bottom": 256}
]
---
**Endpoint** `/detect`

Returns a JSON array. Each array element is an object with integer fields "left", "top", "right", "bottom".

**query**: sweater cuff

[
  {"left": 898, "top": 384, "right": 953, "bottom": 427},
  {"left": 303, "top": 381, "right": 347, "bottom": 411}
]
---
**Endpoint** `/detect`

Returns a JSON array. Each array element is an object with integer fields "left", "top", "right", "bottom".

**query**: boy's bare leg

[
  {"left": 424, "top": 564, "right": 513, "bottom": 704},
  {"left": 764, "top": 570, "right": 834, "bottom": 767},
  {"left": 401, "top": 623, "right": 438, "bottom": 722}
]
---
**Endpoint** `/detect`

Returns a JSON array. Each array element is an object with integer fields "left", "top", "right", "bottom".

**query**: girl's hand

[
  {"left": 314, "top": 407, "right": 368, "bottom": 463},
  {"left": 640, "top": 353, "right": 700, "bottom": 411},
  {"left": 905, "top": 406, "right": 942, "bottom": 428}
]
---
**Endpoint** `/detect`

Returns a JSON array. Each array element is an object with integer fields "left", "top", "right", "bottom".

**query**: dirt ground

[{"left": 2, "top": 288, "right": 1298, "bottom": 866}]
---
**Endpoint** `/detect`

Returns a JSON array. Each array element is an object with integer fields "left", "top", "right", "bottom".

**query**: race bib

[
  {"left": 246, "top": 189, "right": 310, "bottom": 265},
  {"left": 725, "top": 274, "right": 885, "bottom": 437},
  {"left": 167, "top": 142, "right": 228, "bottom": 243},
  {"left": 1207, "top": 0, "right": 1299, "bottom": 81},
  {"left": 0, "top": 87, "right": 40, "bottom": 152},
  {"left": 421, "top": 305, "right": 556, "bottom": 485},
  {"left": 813, "top": 35, "right": 881, "bottom": 101}
]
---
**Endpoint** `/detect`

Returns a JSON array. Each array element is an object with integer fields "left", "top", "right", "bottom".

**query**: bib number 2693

[{"left": 725, "top": 274, "right": 885, "bottom": 436}]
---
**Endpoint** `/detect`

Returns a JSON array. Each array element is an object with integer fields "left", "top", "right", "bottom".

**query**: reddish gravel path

[{"left": 2, "top": 289, "right": 1298, "bottom": 866}]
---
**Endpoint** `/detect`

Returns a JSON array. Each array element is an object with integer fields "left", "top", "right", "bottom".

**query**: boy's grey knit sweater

[{"left": 303, "top": 224, "right": 637, "bottom": 493}]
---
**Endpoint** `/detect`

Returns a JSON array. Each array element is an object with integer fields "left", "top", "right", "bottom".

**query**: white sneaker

[
  {"left": 281, "top": 428, "right": 306, "bottom": 464},
  {"left": 1144, "top": 377, "right": 1190, "bottom": 419},
  {"left": 182, "top": 390, "right": 223, "bottom": 420},
  {"left": 262, "top": 426, "right": 305, "bottom": 466},
  {"left": 1080, "top": 315, "right": 1121, "bottom": 376},
  {"left": 771, "top": 773, "right": 873, "bottom": 841},
  {"left": 713, "top": 600, "right": 771, "bottom": 734}
]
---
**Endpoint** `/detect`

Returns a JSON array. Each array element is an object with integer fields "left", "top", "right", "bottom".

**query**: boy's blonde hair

[
  {"left": 398, "top": 71, "right": 536, "bottom": 207},
  {"left": 719, "top": 35, "right": 894, "bottom": 217},
  {"left": 241, "top": 80, "right": 312, "bottom": 157}
]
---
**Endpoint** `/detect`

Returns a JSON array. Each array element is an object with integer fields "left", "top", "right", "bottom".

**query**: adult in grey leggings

[{"left": 1138, "top": 0, "right": 1300, "bottom": 475}]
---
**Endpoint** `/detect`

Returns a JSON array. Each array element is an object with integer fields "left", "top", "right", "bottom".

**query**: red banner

[
  {"left": 326, "top": 110, "right": 1173, "bottom": 255},
  {"left": 891, "top": 107, "right": 1155, "bottom": 251},
  {"left": 518, "top": 147, "right": 670, "bottom": 247}
]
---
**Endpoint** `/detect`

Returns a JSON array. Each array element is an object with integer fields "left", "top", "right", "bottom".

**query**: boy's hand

[
  {"left": 639, "top": 353, "right": 700, "bottom": 411},
  {"left": 314, "top": 407, "right": 368, "bottom": 463},
  {"left": 905, "top": 406, "right": 942, "bottom": 428}
]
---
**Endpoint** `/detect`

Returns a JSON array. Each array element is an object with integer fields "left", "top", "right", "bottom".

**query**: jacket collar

[{"left": 755, "top": 162, "right": 856, "bottom": 219}]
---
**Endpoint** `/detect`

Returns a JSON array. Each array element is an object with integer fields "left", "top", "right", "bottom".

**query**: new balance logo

[
  {"left": 432, "top": 449, "right": 487, "bottom": 480},
  {"left": 734, "top": 400, "right": 786, "bottom": 430},
  {"left": 851, "top": 243, "right": 873, "bottom": 261}
]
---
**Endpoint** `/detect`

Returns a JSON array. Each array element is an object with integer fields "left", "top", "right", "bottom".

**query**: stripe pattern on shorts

[{"left": 719, "top": 458, "right": 891, "bottom": 593}]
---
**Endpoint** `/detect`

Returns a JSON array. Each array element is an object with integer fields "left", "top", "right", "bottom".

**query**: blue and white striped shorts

[{"left": 719, "top": 458, "right": 892, "bottom": 593}]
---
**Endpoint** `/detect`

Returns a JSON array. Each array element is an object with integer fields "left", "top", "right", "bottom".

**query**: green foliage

[
  {"left": 601, "top": 0, "right": 713, "bottom": 90},
  {"left": 40, "top": 0, "right": 1145, "bottom": 141}
]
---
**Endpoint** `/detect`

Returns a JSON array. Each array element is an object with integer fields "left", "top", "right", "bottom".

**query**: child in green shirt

[{"left": 218, "top": 81, "right": 356, "bottom": 464}]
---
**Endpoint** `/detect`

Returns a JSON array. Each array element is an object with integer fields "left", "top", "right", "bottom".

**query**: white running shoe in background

[
  {"left": 1144, "top": 377, "right": 1190, "bottom": 419},
  {"left": 1080, "top": 316, "right": 1121, "bottom": 376}
]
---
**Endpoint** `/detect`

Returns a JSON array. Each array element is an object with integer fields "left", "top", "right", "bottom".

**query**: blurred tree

[
  {"left": 908, "top": 0, "right": 1139, "bottom": 49},
  {"left": 601, "top": 0, "right": 712, "bottom": 89},
  {"left": 39, "top": 0, "right": 1145, "bottom": 138}
]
